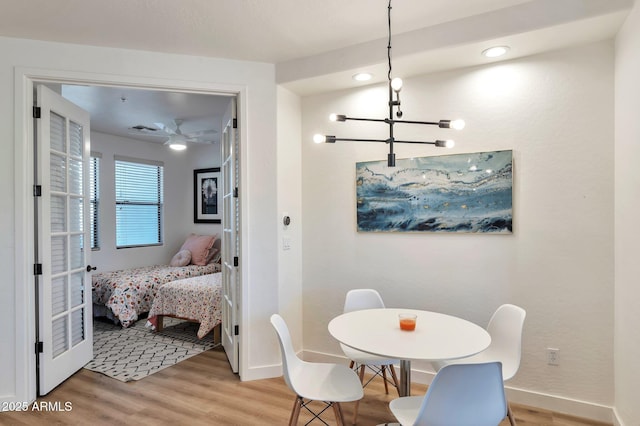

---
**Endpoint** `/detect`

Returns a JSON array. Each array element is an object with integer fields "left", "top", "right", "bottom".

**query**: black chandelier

[{"left": 313, "top": 0, "right": 465, "bottom": 167}]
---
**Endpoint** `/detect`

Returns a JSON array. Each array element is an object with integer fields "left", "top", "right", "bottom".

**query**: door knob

[{"left": 86, "top": 265, "right": 97, "bottom": 272}]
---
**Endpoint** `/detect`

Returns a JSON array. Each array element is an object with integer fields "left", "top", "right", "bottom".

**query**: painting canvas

[{"left": 356, "top": 150, "right": 513, "bottom": 233}]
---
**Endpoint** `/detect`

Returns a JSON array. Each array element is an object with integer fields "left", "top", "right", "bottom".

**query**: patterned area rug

[{"left": 84, "top": 317, "right": 218, "bottom": 382}]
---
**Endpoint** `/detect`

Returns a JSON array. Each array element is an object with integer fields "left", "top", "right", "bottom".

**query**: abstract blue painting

[{"left": 356, "top": 150, "right": 513, "bottom": 233}]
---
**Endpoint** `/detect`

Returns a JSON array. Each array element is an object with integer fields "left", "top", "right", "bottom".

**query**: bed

[
  {"left": 147, "top": 272, "right": 223, "bottom": 339},
  {"left": 92, "top": 263, "right": 219, "bottom": 328}
]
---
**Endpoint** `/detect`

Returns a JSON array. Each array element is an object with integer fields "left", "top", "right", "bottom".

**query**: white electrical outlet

[{"left": 547, "top": 348, "right": 559, "bottom": 365}]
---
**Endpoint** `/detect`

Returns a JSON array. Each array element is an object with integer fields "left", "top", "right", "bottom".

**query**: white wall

[
  {"left": 90, "top": 131, "right": 222, "bottom": 272},
  {"left": 614, "top": 1, "right": 640, "bottom": 425},
  {"left": 301, "top": 41, "right": 615, "bottom": 420},
  {"left": 275, "top": 87, "right": 304, "bottom": 355},
  {"left": 1, "top": 36, "right": 278, "bottom": 403}
]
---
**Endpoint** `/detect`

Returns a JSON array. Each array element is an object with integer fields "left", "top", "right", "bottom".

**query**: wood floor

[{"left": 1, "top": 347, "right": 612, "bottom": 426}]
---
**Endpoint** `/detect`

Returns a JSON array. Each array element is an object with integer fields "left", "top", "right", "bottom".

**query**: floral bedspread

[
  {"left": 147, "top": 272, "right": 222, "bottom": 339},
  {"left": 92, "top": 263, "right": 219, "bottom": 328}
]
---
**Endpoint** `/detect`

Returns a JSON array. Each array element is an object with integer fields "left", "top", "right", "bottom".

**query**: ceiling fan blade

[
  {"left": 154, "top": 122, "right": 177, "bottom": 135},
  {"left": 128, "top": 130, "right": 167, "bottom": 138},
  {"left": 184, "top": 129, "right": 218, "bottom": 138}
]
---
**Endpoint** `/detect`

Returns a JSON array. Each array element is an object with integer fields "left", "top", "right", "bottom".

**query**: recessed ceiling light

[
  {"left": 352, "top": 72, "right": 373, "bottom": 82},
  {"left": 482, "top": 46, "right": 510, "bottom": 58}
]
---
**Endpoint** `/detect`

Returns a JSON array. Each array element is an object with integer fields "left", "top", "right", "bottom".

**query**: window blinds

[
  {"left": 114, "top": 157, "right": 164, "bottom": 248},
  {"left": 89, "top": 155, "right": 100, "bottom": 250}
]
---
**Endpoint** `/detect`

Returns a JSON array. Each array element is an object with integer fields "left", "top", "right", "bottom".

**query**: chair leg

[
  {"left": 388, "top": 364, "right": 401, "bottom": 396},
  {"left": 381, "top": 366, "right": 390, "bottom": 394},
  {"left": 333, "top": 402, "right": 345, "bottom": 426},
  {"left": 350, "top": 366, "right": 366, "bottom": 425},
  {"left": 288, "top": 396, "right": 302, "bottom": 426},
  {"left": 507, "top": 402, "right": 516, "bottom": 426}
]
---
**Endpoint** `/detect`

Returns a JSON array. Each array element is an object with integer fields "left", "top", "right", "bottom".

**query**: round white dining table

[{"left": 328, "top": 308, "right": 491, "bottom": 397}]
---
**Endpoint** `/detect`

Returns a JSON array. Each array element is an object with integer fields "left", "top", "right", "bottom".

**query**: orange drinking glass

[{"left": 399, "top": 313, "right": 417, "bottom": 331}]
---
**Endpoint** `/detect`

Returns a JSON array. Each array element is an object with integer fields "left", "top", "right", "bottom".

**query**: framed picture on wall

[{"left": 194, "top": 168, "right": 222, "bottom": 223}]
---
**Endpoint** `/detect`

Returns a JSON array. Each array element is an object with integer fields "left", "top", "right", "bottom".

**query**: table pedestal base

[{"left": 399, "top": 359, "right": 411, "bottom": 397}]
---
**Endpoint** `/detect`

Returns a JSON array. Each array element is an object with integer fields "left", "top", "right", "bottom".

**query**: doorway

[{"left": 18, "top": 71, "right": 244, "bottom": 396}]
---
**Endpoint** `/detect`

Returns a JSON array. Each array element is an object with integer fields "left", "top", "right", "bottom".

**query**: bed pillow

[
  {"left": 170, "top": 249, "right": 192, "bottom": 267},
  {"left": 180, "top": 234, "right": 217, "bottom": 266},
  {"left": 205, "top": 247, "right": 220, "bottom": 265}
]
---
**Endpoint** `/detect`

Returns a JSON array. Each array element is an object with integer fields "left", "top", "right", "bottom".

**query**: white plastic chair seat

[
  {"left": 430, "top": 304, "right": 526, "bottom": 426},
  {"left": 432, "top": 304, "right": 525, "bottom": 381},
  {"left": 288, "top": 361, "right": 364, "bottom": 402},
  {"left": 387, "top": 395, "right": 424, "bottom": 425},
  {"left": 389, "top": 362, "right": 507, "bottom": 426},
  {"left": 270, "top": 314, "right": 363, "bottom": 425}
]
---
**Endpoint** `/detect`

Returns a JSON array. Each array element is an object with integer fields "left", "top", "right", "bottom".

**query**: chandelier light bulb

[
  {"left": 450, "top": 119, "right": 465, "bottom": 130},
  {"left": 391, "top": 77, "right": 403, "bottom": 92},
  {"left": 329, "top": 113, "right": 338, "bottom": 122},
  {"left": 313, "top": 134, "right": 326, "bottom": 144},
  {"left": 435, "top": 140, "right": 455, "bottom": 148}
]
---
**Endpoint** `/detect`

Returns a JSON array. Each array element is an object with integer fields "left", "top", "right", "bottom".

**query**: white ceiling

[
  {"left": 2, "top": 0, "right": 633, "bottom": 143},
  {"left": 60, "top": 85, "right": 232, "bottom": 145}
]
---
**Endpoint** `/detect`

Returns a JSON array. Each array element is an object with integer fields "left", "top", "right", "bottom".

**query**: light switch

[{"left": 283, "top": 237, "right": 291, "bottom": 251}]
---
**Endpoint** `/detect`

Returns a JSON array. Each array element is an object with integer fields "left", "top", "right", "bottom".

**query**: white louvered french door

[
  {"left": 221, "top": 97, "right": 239, "bottom": 373},
  {"left": 36, "top": 85, "right": 93, "bottom": 395}
]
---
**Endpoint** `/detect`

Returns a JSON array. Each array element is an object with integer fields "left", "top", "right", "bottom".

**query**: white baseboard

[
  {"left": 612, "top": 407, "right": 624, "bottom": 426},
  {"left": 241, "top": 363, "right": 282, "bottom": 382},
  {"left": 302, "top": 349, "right": 615, "bottom": 424}
]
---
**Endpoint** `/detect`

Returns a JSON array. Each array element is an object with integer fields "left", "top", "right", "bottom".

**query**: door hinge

[
  {"left": 233, "top": 187, "right": 238, "bottom": 198},
  {"left": 35, "top": 342, "right": 43, "bottom": 354},
  {"left": 34, "top": 263, "right": 43, "bottom": 275},
  {"left": 232, "top": 118, "right": 237, "bottom": 129},
  {"left": 234, "top": 325, "right": 239, "bottom": 336},
  {"left": 33, "top": 185, "right": 42, "bottom": 197},
  {"left": 33, "top": 106, "right": 41, "bottom": 119},
  {"left": 233, "top": 256, "right": 239, "bottom": 267}
]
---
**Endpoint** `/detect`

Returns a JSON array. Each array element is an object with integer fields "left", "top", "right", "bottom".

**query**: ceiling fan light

[{"left": 169, "top": 142, "right": 187, "bottom": 151}]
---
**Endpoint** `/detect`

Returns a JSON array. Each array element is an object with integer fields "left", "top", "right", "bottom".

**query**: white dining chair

[
  {"left": 431, "top": 304, "right": 526, "bottom": 426},
  {"left": 270, "top": 314, "right": 364, "bottom": 425},
  {"left": 389, "top": 361, "right": 507, "bottom": 426},
  {"left": 341, "top": 289, "right": 400, "bottom": 424}
]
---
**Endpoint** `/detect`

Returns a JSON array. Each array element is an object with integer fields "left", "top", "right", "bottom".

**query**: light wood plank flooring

[{"left": 0, "top": 347, "right": 612, "bottom": 426}]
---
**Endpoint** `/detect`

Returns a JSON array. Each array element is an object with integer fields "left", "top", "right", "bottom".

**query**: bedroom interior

[
  {"left": 1, "top": 1, "right": 640, "bottom": 425},
  {"left": 47, "top": 83, "right": 234, "bottom": 381},
  {"left": 83, "top": 89, "right": 232, "bottom": 376}
]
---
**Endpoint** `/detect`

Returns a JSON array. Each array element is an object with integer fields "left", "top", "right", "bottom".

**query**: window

[
  {"left": 89, "top": 153, "right": 100, "bottom": 250},
  {"left": 114, "top": 157, "right": 164, "bottom": 248}
]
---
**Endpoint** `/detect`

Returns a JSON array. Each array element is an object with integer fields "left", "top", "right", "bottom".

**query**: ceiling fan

[
  {"left": 130, "top": 118, "right": 217, "bottom": 150},
  {"left": 155, "top": 119, "right": 217, "bottom": 150}
]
